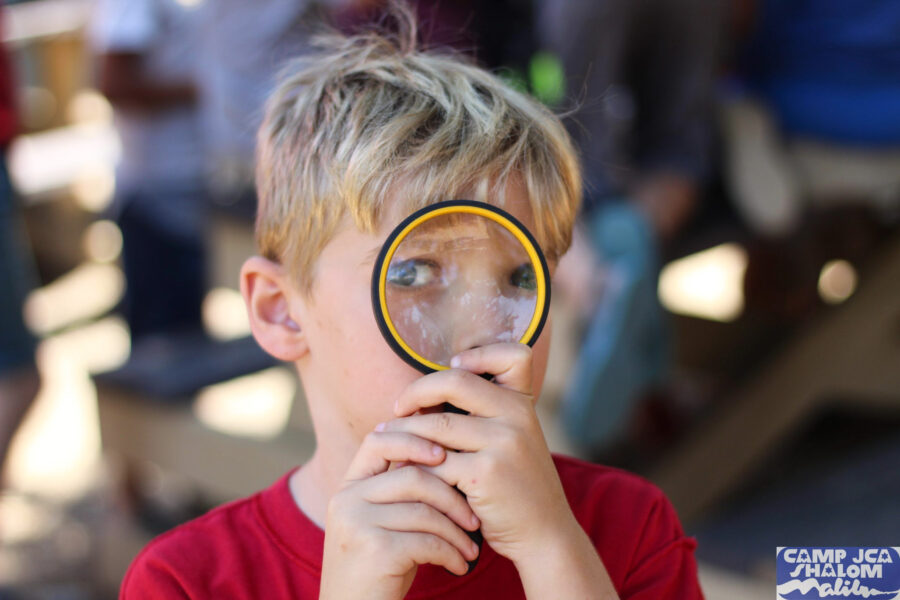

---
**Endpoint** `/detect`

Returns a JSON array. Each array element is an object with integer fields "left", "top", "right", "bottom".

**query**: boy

[{"left": 120, "top": 17, "right": 704, "bottom": 600}]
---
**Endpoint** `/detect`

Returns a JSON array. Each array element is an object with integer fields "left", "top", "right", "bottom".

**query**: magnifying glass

[
  {"left": 372, "top": 199, "right": 550, "bottom": 374},
  {"left": 371, "top": 199, "right": 551, "bottom": 573}
]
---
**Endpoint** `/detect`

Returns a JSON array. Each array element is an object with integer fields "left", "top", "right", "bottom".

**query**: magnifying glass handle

[{"left": 441, "top": 402, "right": 483, "bottom": 574}]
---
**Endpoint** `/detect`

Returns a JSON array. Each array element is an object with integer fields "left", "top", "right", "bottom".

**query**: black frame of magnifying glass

[{"left": 371, "top": 199, "right": 552, "bottom": 375}]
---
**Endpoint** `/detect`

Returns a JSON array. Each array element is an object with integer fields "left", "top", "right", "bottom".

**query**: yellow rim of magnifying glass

[{"left": 376, "top": 201, "right": 548, "bottom": 372}]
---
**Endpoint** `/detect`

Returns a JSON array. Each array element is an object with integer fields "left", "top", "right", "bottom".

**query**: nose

[{"left": 447, "top": 284, "right": 520, "bottom": 357}]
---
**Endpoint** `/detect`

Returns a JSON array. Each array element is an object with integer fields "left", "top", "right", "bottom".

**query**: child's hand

[
  {"left": 319, "top": 428, "right": 482, "bottom": 600},
  {"left": 378, "top": 343, "right": 581, "bottom": 569}
]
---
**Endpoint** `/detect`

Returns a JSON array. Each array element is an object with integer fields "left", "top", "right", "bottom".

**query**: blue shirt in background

[{"left": 742, "top": 0, "right": 900, "bottom": 146}]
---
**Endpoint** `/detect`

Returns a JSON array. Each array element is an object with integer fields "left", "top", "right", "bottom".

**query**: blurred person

[
  {"left": 89, "top": 1, "right": 362, "bottom": 399},
  {"left": 330, "top": 0, "right": 537, "bottom": 77},
  {"left": 92, "top": 0, "right": 331, "bottom": 398},
  {"left": 0, "top": 6, "right": 39, "bottom": 476},
  {"left": 538, "top": 0, "right": 723, "bottom": 453},
  {"left": 196, "top": 0, "right": 345, "bottom": 210},
  {"left": 540, "top": 0, "right": 720, "bottom": 240},
  {"left": 91, "top": 0, "right": 207, "bottom": 348},
  {"left": 722, "top": 0, "right": 900, "bottom": 237}
]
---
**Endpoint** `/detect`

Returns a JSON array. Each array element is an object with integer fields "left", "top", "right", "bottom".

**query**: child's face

[{"left": 291, "top": 186, "right": 554, "bottom": 443}]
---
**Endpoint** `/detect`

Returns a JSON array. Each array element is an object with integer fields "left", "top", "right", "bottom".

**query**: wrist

[
  {"left": 511, "top": 513, "right": 587, "bottom": 570},
  {"left": 513, "top": 517, "right": 619, "bottom": 600}
]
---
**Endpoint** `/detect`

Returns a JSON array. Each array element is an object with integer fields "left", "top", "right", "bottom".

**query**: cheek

[
  {"left": 344, "top": 348, "right": 422, "bottom": 437},
  {"left": 322, "top": 282, "right": 422, "bottom": 426}
]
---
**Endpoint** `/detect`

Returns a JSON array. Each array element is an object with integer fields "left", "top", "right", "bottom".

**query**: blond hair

[{"left": 255, "top": 11, "right": 582, "bottom": 293}]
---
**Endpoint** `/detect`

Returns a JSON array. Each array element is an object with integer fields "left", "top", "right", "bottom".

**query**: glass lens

[{"left": 384, "top": 212, "right": 538, "bottom": 367}]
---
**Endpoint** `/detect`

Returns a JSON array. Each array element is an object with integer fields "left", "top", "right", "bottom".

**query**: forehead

[
  {"left": 382, "top": 181, "right": 540, "bottom": 240},
  {"left": 396, "top": 212, "right": 523, "bottom": 254}
]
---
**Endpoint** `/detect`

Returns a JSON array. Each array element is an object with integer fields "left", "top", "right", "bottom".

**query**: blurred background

[{"left": 0, "top": 0, "right": 898, "bottom": 598}]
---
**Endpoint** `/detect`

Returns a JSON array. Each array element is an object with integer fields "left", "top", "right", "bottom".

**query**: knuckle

[
  {"left": 465, "top": 346, "right": 485, "bottom": 362},
  {"left": 327, "top": 489, "right": 352, "bottom": 518},
  {"left": 513, "top": 343, "right": 532, "bottom": 362},
  {"left": 411, "top": 502, "right": 435, "bottom": 523},
  {"left": 400, "top": 464, "right": 425, "bottom": 485},
  {"left": 326, "top": 495, "right": 360, "bottom": 539},
  {"left": 364, "top": 529, "right": 391, "bottom": 555},
  {"left": 445, "top": 368, "right": 469, "bottom": 388},
  {"left": 480, "top": 450, "right": 506, "bottom": 479},
  {"left": 423, "top": 534, "right": 444, "bottom": 556},
  {"left": 496, "top": 424, "right": 524, "bottom": 453},
  {"left": 432, "top": 412, "right": 453, "bottom": 432}
]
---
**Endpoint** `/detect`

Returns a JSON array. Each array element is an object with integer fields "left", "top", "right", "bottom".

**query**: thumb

[{"left": 450, "top": 342, "right": 533, "bottom": 395}]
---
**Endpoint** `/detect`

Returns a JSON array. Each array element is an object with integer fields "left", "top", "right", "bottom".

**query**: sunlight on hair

[
  {"left": 658, "top": 243, "right": 748, "bottom": 322},
  {"left": 202, "top": 287, "right": 251, "bottom": 341},
  {"left": 24, "top": 262, "right": 124, "bottom": 335},
  {"left": 818, "top": 259, "right": 857, "bottom": 305},
  {"left": 193, "top": 368, "right": 295, "bottom": 440}
]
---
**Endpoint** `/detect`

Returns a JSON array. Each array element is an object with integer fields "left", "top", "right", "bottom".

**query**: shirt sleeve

[
  {"left": 90, "top": 0, "right": 157, "bottom": 53},
  {"left": 119, "top": 545, "right": 192, "bottom": 600},
  {"left": 619, "top": 489, "right": 705, "bottom": 600}
]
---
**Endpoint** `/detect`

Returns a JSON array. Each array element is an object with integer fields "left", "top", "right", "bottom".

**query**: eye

[
  {"left": 387, "top": 258, "right": 440, "bottom": 288},
  {"left": 510, "top": 263, "right": 537, "bottom": 291}
]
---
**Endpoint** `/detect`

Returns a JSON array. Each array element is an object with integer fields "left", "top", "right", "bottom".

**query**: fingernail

[
  {"left": 431, "top": 444, "right": 443, "bottom": 456},
  {"left": 470, "top": 514, "right": 480, "bottom": 528},
  {"left": 393, "top": 399, "right": 400, "bottom": 414},
  {"left": 470, "top": 541, "right": 480, "bottom": 556},
  {"left": 375, "top": 422, "right": 385, "bottom": 432},
  {"left": 450, "top": 356, "right": 461, "bottom": 368}
]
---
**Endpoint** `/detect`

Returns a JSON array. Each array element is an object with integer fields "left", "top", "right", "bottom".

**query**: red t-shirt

[{"left": 120, "top": 454, "right": 703, "bottom": 599}]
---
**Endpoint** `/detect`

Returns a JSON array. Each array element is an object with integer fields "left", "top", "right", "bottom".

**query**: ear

[{"left": 240, "top": 256, "right": 309, "bottom": 362}]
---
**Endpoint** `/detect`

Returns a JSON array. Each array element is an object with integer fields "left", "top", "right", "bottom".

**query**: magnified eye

[
  {"left": 387, "top": 258, "right": 440, "bottom": 288},
  {"left": 510, "top": 263, "right": 537, "bottom": 291}
]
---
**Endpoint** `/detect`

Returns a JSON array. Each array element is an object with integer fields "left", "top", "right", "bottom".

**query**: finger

[
  {"left": 380, "top": 412, "right": 494, "bottom": 453},
  {"left": 393, "top": 368, "right": 518, "bottom": 418},
  {"left": 359, "top": 465, "right": 480, "bottom": 532},
  {"left": 450, "top": 342, "right": 533, "bottom": 394},
  {"left": 344, "top": 431, "right": 445, "bottom": 482},
  {"left": 388, "top": 530, "right": 472, "bottom": 576},
  {"left": 373, "top": 502, "right": 480, "bottom": 564},
  {"left": 417, "top": 452, "right": 473, "bottom": 494}
]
